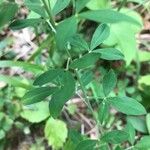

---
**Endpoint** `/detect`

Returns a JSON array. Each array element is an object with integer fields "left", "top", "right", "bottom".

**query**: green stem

[
  {"left": 41, "top": 0, "right": 56, "bottom": 28},
  {"left": 118, "top": 0, "right": 127, "bottom": 11}
]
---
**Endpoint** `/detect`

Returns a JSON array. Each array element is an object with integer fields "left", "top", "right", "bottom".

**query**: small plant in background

[{"left": 0, "top": 0, "right": 150, "bottom": 149}]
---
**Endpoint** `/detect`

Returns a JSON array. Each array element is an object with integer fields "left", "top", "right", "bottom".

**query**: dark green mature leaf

[
  {"left": 0, "top": 2, "right": 18, "bottom": 28},
  {"left": 90, "top": 24, "right": 110, "bottom": 50},
  {"left": 70, "top": 53, "right": 99, "bottom": 69},
  {"left": 101, "top": 130, "right": 129, "bottom": 144},
  {"left": 52, "top": 0, "right": 70, "bottom": 15},
  {"left": 0, "top": 60, "right": 44, "bottom": 73},
  {"left": 135, "top": 136, "right": 150, "bottom": 149},
  {"left": 127, "top": 116, "right": 148, "bottom": 133},
  {"left": 33, "top": 69, "right": 62, "bottom": 86},
  {"left": 124, "top": 122, "right": 135, "bottom": 145},
  {"left": 56, "top": 16, "right": 78, "bottom": 50},
  {"left": 102, "top": 69, "right": 117, "bottom": 96},
  {"left": 23, "top": 87, "right": 58, "bottom": 105},
  {"left": 79, "top": 9, "right": 140, "bottom": 25},
  {"left": 69, "top": 34, "right": 89, "bottom": 52},
  {"left": 99, "top": 144, "right": 110, "bottom": 150},
  {"left": 93, "top": 48, "right": 124, "bottom": 60},
  {"left": 75, "top": 0, "right": 90, "bottom": 13},
  {"left": 108, "top": 97, "right": 146, "bottom": 115},
  {"left": 25, "top": 0, "right": 47, "bottom": 18},
  {"left": 49, "top": 71, "right": 75, "bottom": 118},
  {"left": 10, "top": 18, "right": 43, "bottom": 30},
  {"left": 75, "top": 139, "right": 97, "bottom": 150}
]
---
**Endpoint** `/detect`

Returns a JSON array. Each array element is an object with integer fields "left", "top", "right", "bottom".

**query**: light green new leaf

[
  {"left": 101, "top": 130, "right": 129, "bottom": 144},
  {"left": 108, "top": 97, "right": 146, "bottom": 115},
  {"left": 138, "top": 51, "right": 150, "bottom": 62},
  {"left": 135, "top": 136, "right": 150, "bottom": 149},
  {"left": 56, "top": 16, "right": 78, "bottom": 51},
  {"left": 0, "top": 2, "right": 18, "bottom": 28},
  {"left": 0, "top": 74, "right": 31, "bottom": 89},
  {"left": 79, "top": 9, "right": 140, "bottom": 25},
  {"left": 86, "top": 0, "right": 110, "bottom": 10},
  {"left": 70, "top": 53, "right": 99, "bottom": 69},
  {"left": 124, "top": 122, "right": 135, "bottom": 145},
  {"left": 10, "top": 18, "right": 43, "bottom": 30},
  {"left": 127, "top": 116, "right": 148, "bottom": 133},
  {"left": 75, "top": 0, "right": 90, "bottom": 13},
  {"left": 104, "top": 9, "right": 143, "bottom": 65},
  {"left": 44, "top": 118, "right": 68, "bottom": 149},
  {"left": 0, "top": 60, "right": 44, "bottom": 73},
  {"left": 90, "top": 24, "right": 110, "bottom": 50},
  {"left": 23, "top": 87, "right": 58, "bottom": 105},
  {"left": 21, "top": 101, "right": 50, "bottom": 123},
  {"left": 49, "top": 71, "right": 75, "bottom": 118},
  {"left": 102, "top": 69, "right": 117, "bottom": 96},
  {"left": 52, "top": 0, "right": 70, "bottom": 15},
  {"left": 75, "top": 139, "right": 97, "bottom": 150},
  {"left": 93, "top": 48, "right": 124, "bottom": 60}
]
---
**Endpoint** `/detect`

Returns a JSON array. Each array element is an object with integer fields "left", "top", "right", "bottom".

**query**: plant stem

[{"left": 41, "top": 0, "right": 56, "bottom": 29}]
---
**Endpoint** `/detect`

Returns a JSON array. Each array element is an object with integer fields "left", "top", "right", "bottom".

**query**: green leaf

[
  {"left": 23, "top": 87, "right": 58, "bottom": 105},
  {"left": 70, "top": 53, "right": 99, "bottom": 69},
  {"left": 138, "top": 51, "right": 150, "bottom": 62},
  {"left": 90, "top": 24, "right": 110, "bottom": 50},
  {"left": 79, "top": 9, "right": 140, "bottom": 25},
  {"left": 0, "top": 74, "right": 31, "bottom": 89},
  {"left": 44, "top": 118, "right": 68, "bottom": 149},
  {"left": 98, "top": 102, "right": 109, "bottom": 124},
  {"left": 0, "top": 2, "right": 18, "bottom": 28},
  {"left": 0, "top": 60, "right": 44, "bottom": 73},
  {"left": 135, "top": 136, "right": 150, "bottom": 150},
  {"left": 146, "top": 114, "right": 150, "bottom": 134},
  {"left": 103, "top": 9, "right": 142, "bottom": 65},
  {"left": 101, "top": 130, "right": 129, "bottom": 144},
  {"left": 25, "top": 0, "right": 47, "bottom": 18},
  {"left": 52, "top": 0, "right": 70, "bottom": 15},
  {"left": 102, "top": 69, "right": 117, "bottom": 96},
  {"left": 93, "top": 48, "right": 124, "bottom": 60},
  {"left": 86, "top": 0, "right": 110, "bottom": 10},
  {"left": 33, "top": 69, "right": 62, "bottom": 86},
  {"left": 75, "top": 0, "right": 90, "bottom": 13},
  {"left": 75, "top": 139, "right": 97, "bottom": 150},
  {"left": 21, "top": 101, "right": 50, "bottom": 123},
  {"left": 0, "top": 130, "right": 5, "bottom": 140},
  {"left": 9, "top": 18, "right": 43, "bottom": 30},
  {"left": 127, "top": 116, "right": 148, "bottom": 133},
  {"left": 56, "top": 16, "right": 78, "bottom": 51},
  {"left": 108, "top": 97, "right": 146, "bottom": 115},
  {"left": 124, "top": 122, "right": 135, "bottom": 145},
  {"left": 69, "top": 34, "right": 89, "bottom": 52},
  {"left": 49, "top": 71, "right": 75, "bottom": 118}
]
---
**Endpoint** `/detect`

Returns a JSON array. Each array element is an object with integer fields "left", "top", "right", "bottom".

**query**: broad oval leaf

[
  {"left": 93, "top": 48, "right": 124, "bottom": 60},
  {"left": 49, "top": 71, "right": 75, "bottom": 118},
  {"left": 101, "top": 130, "right": 129, "bottom": 144},
  {"left": 102, "top": 69, "right": 117, "bottom": 96},
  {"left": 70, "top": 53, "right": 99, "bottom": 69},
  {"left": 108, "top": 97, "right": 146, "bottom": 115},
  {"left": 135, "top": 136, "right": 150, "bottom": 149},
  {"left": 44, "top": 118, "right": 68, "bottom": 149},
  {"left": 23, "top": 87, "right": 58, "bottom": 105},
  {"left": 75, "top": 0, "right": 90, "bottom": 13},
  {"left": 21, "top": 101, "right": 50, "bottom": 123},
  {"left": 10, "top": 18, "right": 43, "bottom": 30},
  {"left": 0, "top": 2, "right": 18, "bottom": 28},
  {"left": 90, "top": 23, "right": 110, "bottom": 50},
  {"left": 75, "top": 139, "right": 97, "bottom": 150},
  {"left": 79, "top": 9, "right": 140, "bottom": 25}
]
